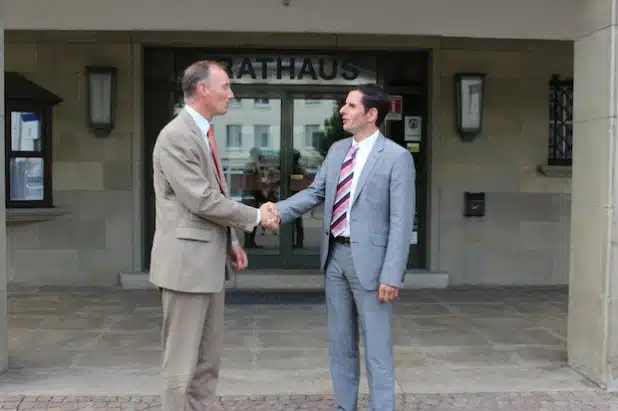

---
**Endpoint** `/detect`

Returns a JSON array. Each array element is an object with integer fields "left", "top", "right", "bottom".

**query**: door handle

[{"left": 289, "top": 174, "right": 305, "bottom": 191}]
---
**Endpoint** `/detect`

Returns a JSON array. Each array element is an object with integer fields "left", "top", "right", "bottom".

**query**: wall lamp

[
  {"left": 86, "top": 66, "right": 118, "bottom": 138},
  {"left": 455, "top": 73, "right": 485, "bottom": 142}
]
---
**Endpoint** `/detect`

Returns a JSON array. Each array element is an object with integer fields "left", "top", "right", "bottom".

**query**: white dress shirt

[
  {"left": 340, "top": 130, "right": 379, "bottom": 237},
  {"left": 185, "top": 105, "right": 213, "bottom": 149}
]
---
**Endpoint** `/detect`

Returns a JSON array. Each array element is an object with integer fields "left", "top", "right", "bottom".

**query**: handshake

[{"left": 258, "top": 202, "right": 280, "bottom": 231}]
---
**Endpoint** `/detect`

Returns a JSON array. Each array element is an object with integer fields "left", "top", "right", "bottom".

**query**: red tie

[{"left": 207, "top": 127, "right": 227, "bottom": 195}]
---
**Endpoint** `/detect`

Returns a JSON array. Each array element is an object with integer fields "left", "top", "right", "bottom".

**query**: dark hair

[
  {"left": 353, "top": 83, "right": 391, "bottom": 127},
  {"left": 181, "top": 60, "right": 226, "bottom": 98}
]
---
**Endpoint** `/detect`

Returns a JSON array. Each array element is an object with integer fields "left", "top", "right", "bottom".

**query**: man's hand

[
  {"left": 378, "top": 284, "right": 399, "bottom": 303},
  {"left": 259, "top": 202, "right": 280, "bottom": 230},
  {"left": 230, "top": 243, "right": 248, "bottom": 271}
]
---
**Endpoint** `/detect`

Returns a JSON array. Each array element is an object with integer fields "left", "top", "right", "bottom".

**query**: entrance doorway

[
  {"left": 209, "top": 89, "right": 349, "bottom": 268},
  {"left": 142, "top": 49, "right": 428, "bottom": 271}
]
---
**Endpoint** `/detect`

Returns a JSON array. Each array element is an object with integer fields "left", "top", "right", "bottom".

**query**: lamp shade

[
  {"left": 455, "top": 73, "right": 485, "bottom": 141},
  {"left": 86, "top": 66, "right": 117, "bottom": 137}
]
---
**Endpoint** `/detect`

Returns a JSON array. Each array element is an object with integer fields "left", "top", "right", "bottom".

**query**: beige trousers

[{"left": 161, "top": 288, "right": 225, "bottom": 411}]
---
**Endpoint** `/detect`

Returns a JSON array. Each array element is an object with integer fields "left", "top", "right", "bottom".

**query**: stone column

[
  {"left": 0, "top": 6, "right": 7, "bottom": 373},
  {"left": 568, "top": 0, "right": 618, "bottom": 388}
]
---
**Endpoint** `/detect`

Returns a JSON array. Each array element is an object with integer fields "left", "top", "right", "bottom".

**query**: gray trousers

[
  {"left": 326, "top": 243, "right": 396, "bottom": 411},
  {"left": 161, "top": 288, "right": 225, "bottom": 411}
]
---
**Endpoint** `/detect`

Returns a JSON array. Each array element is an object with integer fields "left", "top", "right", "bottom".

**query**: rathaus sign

[{"left": 194, "top": 54, "right": 378, "bottom": 85}]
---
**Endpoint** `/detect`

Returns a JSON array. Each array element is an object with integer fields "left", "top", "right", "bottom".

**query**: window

[
  {"left": 254, "top": 98, "right": 269, "bottom": 106},
  {"left": 226, "top": 124, "right": 243, "bottom": 148},
  {"left": 254, "top": 125, "right": 270, "bottom": 148},
  {"left": 8, "top": 111, "right": 45, "bottom": 203},
  {"left": 304, "top": 124, "right": 320, "bottom": 148},
  {"left": 5, "top": 72, "right": 62, "bottom": 209},
  {"left": 548, "top": 75, "right": 573, "bottom": 166}
]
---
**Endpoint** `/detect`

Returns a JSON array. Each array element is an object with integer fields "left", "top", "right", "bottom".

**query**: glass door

[
  {"left": 214, "top": 90, "right": 349, "bottom": 269},
  {"left": 284, "top": 92, "right": 423, "bottom": 270},
  {"left": 283, "top": 94, "right": 348, "bottom": 263},
  {"left": 143, "top": 87, "right": 287, "bottom": 270},
  {"left": 144, "top": 88, "right": 423, "bottom": 271},
  {"left": 208, "top": 93, "right": 283, "bottom": 259}
]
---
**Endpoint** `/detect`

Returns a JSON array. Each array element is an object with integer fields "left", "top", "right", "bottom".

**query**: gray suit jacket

[
  {"left": 149, "top": 109, "right": 259, "bottom": 293},
  {"left": 277, "top": 133, "right": 416, "bottom": 290}
]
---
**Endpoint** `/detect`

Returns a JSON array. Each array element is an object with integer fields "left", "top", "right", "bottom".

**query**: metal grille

[{"left": 548, "top": 75, "right": 573, "bottom": 166}]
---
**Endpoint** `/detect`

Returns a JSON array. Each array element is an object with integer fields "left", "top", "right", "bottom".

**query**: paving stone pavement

[
  {"left": 2, "top": 392, "right": 618, "bottom": 410},
  {"left": 4, "top": 286, "right": 607, "bottom": 409}
]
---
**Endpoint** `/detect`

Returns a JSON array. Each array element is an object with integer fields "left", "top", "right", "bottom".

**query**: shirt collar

[
  {"left": 353, "top": 129, "right": 379, "bottom": 151},
  {"left": 184, "top": 105, "right": 211, "bottom": 137}
]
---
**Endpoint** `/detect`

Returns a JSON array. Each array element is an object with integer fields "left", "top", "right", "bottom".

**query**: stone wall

[
  {"left": 435, "top": 38, "right": 574, "bottom": 285},
  {"left": 2, "top": 32, "right": 574, "bottom": 286},
  {"left": 5, "top": 33, "right": 135, "bottom": 285}
]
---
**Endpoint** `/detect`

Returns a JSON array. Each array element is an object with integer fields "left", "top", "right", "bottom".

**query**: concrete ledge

[
  {"left": 119, "top": 272, "right": 156, "bottom": 290},
  {"left": 6, "top": 207, "right": 69, "bottom": 224},
  {"left": 120, "top": 270, "right": 449, "bottom": 290},
  {"left": 537, "top": 164, "right": 572, "bottom": 178}
]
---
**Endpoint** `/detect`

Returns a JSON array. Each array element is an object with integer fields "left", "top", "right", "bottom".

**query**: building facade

[
  {"left": 3, "top": 0, "right": 618, "bottom": 391},
  {"left": 1, "top": 33, "right": 574, "bottom": 288}
]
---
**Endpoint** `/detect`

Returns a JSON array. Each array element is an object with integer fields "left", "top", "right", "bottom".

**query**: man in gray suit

[
  {"left": 267, "top": 84, "right": 416, "bottom": 411},
  {"left": 150, "top": 60, "right": 278, "bottom": 411}
]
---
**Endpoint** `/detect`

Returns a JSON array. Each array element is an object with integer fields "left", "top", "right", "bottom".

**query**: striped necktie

[{"left": 330, "top": 144, "right": 359, "bottom": 237}]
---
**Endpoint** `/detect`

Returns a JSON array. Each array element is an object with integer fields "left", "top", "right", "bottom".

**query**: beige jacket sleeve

[{"left": 157, "top": 132, "right": 259, "bottom": 233}]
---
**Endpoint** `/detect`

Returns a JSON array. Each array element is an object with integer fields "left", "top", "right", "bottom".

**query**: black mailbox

[{"left": 464, "top": 192, "right": 485, "bottom": 217}]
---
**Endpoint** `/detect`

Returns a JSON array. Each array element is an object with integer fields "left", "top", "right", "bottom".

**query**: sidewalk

[
  {"left": 1, "top": 286, "right": 607, "bottom": 409},
  {"left": 2, "top": 391, "right": 618, "bottom": 410}
]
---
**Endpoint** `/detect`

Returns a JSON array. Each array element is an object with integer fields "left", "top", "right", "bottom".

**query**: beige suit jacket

[{"left": 149, "top": 109, "right": 259, "bottom": 293}]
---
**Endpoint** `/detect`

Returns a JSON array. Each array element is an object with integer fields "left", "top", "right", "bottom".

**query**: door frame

[{"left": 141, "top": 47, "right": 430, "bottom": 272}]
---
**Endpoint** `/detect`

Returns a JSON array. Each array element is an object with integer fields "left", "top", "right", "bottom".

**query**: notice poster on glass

[
  {"left": 404, "top": 116, "right": 422, "bottom": 141},
  {"left": 407, "top": 143, "right": 420, "bottom": 153},
  {"left": 385, "top": 95, "right": 402, "bottom": 121}
]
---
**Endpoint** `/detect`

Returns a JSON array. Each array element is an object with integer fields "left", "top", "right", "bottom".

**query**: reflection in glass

[
  {"left": 254, "top": 125, "right": 270, "bottom": 148},
  {"left": 226, "top": 124, "right": 242, "bottom": 148},
  {"left": 291, "top": 98, "right": 349, "bottom": 254},
  {"left": 10, "top": 158, "right": 44, "bottom": 201},
  {"left": 210, "top": 97, "right": 282, "bottom": 253},
  {"left": 11, "top": 112, "right": 41, "bottom": 151}
]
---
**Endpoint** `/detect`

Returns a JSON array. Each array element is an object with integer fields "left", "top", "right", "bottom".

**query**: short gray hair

[{"left": 181, "top": 60, "right": 225, "bottom": 98}]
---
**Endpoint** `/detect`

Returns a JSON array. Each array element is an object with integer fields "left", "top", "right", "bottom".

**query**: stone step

[{"left": 120, "top": 270, "right": 449, "bottom": 290}]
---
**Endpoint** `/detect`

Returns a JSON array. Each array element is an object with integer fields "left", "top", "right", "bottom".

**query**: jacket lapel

[
  {"left": 351, "top": 133, "right": 384, "bottom": 206},
  {"left": 179, "top": 109, "right": 225, "bottom": 193}
]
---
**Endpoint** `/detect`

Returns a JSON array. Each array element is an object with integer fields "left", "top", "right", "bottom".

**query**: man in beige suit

[{"left": 149, "top": 60, "right": 279, "bottom": 411}]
